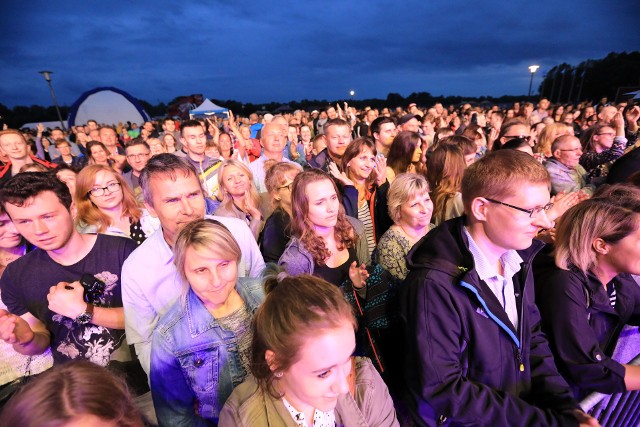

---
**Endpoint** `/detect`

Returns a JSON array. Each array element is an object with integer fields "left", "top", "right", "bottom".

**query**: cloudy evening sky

[{"left": 1, "top": 1, "right": 639, "bottom": 108}]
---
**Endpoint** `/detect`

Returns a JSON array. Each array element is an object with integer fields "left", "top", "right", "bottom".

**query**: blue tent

[{"left": 67, "top": 87, "right": 150, "bottom": 127}]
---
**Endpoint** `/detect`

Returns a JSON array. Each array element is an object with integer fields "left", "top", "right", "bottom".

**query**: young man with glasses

[
  {"left": 123, "top": 139, "right": 151, "bottom": 198},
  {"left": 401, "top": 150, "right": 597, "bottom": 426}
]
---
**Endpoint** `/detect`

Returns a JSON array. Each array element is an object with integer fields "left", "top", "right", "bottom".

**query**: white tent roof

[
  {"left": 68, "top": 87, "right": 150, "bottom": 127},
  {"left": 190, "top": 99, "right": 228, "bottom": 115}
]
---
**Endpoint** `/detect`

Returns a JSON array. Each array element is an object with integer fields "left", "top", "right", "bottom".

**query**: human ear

[
  {"left": 265, "top": 349, "right": 278, "bottom": 373},
  {"left": 469, "top": 197, "right": 489, "bottom": 222},
  {"left": 592, "top": 238, "right": 610, "bottom": 255}
]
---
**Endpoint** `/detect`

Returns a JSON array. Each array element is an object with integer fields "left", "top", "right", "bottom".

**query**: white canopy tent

[{"left": 189, "top": 99, "right": 228, "bottom": 118}]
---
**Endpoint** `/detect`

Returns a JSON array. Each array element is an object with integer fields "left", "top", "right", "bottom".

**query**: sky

[{"left": 1, "top": 1, "right": 639, "bottom": 108}]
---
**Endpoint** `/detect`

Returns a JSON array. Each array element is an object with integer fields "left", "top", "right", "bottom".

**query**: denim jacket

[{"left": 150, "top": 278, "right": 265, "bottom": 426}]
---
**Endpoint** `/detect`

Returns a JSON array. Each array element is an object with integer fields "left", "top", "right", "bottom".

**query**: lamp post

[
  {"left": 527, "top": 65, "right": 540, "bottom": 98},
  {"left": 38, "top": 70, "right": 66, "bottom": 131}
]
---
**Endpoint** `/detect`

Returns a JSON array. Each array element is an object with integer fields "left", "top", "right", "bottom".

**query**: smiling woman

[
  {"left": 219, "top": 274, "right": 398, "bottom": 426},
  {"left": 150, "top": 218, "right": 265, "bottom": 426}
]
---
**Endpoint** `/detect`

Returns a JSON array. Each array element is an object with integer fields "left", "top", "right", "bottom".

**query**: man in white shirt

[
  {"left": 122, "top": 154, "right": 265, "bottom": 376},
  {"left": 249, "top": 122, "right": 300, "bottom": 193}
]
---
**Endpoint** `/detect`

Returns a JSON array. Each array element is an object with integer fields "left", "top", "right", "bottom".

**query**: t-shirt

[{"left": 0, "top": 234, "right": 137, "bottom": 366}]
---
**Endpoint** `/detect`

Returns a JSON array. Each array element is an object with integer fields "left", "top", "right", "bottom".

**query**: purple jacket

[{"left": 400, "top": 216, "right": 580, "bottom": 426}]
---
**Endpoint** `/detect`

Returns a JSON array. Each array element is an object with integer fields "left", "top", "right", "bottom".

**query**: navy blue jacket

[
  {"left": 400, "top": 216, "right": 579, "bottom": 426},
  {"left": 534, "top": 251, "right": 640, "bottom": 398}
]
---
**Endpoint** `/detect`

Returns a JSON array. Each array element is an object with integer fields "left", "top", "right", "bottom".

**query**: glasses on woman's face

[
  {"left": 278, "top": 182, "right": 293, "bottom": 192},
  {"left": 504, "top": 135, "right": 531, "bottom": 143},
  {"left": 88, "top": 182, "right": 121, "bottom": 197}
]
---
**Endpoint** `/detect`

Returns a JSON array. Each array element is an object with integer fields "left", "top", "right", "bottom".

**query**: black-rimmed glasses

[
  {"left": 485, "top": 197, "right": 553, "bottom": 218},
  {"left": 278, "top": 182, "right": 293, "bottom": 192},
  {"left": 88, "top": 182, "right": 121, "bottom": 197}
]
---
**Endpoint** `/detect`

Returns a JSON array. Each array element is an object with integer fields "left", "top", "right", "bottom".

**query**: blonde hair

[
  {"left": 387, "top": 173, "right": 430, "bottom": 223},
  {"left": 75, "top": 165, "right": 141, "bottom": 232},
  {"left": 535, "top": 123, "right": 571, "bottom": 156},
  {"left": 172, "top": 218, "right": 241, "bottom": 290},
  {"left": 217, "top": 159, "right": 261, "bottom": 211}
]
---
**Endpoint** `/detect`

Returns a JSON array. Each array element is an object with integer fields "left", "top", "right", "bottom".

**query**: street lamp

[
  {"left": 38, "top": 70, "right": 66, "bottom": 131},
  {"left": 527, "top": 65, "right": 540, "bottom": 98}
]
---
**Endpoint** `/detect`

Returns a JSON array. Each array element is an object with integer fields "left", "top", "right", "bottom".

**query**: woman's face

[
  {"left": 163, "top": 134, "right": 176, "bottom": 147},
  {"left": 240, "top": 126, "right": 251, "bottom": 140},
  {"left": 411, "top": 144, "right": 422, "bottom": 163},
  {"left": 219, "top": 134, "right": 232, "bottom": 153},
  {"left": 598, "top": 222, "right": 640, "bottom": 276},
  {"left": 275, "top": 171, "right": 300, "bottom": 211},
  {"left": 89, "top": 170, "right": 124, "bottom": 211},
  {"left": 398, "top": 191, "right": 433, "bottom": 229},
  {"left": 0, "top": 213, "right": 22, "bottom": 250},
  {"left": 148, "top": 140, "right": 166, "bottom": 156},
  {"left": 90, "top": 146, "right": 108, "bottom": 164},
  {"left": 346, "top": 147, "right": 375, "bottom": 181},
  {"left": 276, "top": 322, "right": 355, "bottom": 417},
  {"left": 305, "top": 179, "right": 339, "bottom": 230},
  {"left": 222, "top": 165, "right": 250, "bottom": 198},
  {"left": 56, "top": 169, "right": 77, "bottom": 196},
  {"left": 183, "top": 247, "right": 239, "bottom": 311},
  {"left": 593, "top": 126, "right": 615, "bottom": 151}
]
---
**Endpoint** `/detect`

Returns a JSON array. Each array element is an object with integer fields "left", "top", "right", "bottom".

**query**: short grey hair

[{"left": 139, "top": 153, "right": 202, "bottom": 207}]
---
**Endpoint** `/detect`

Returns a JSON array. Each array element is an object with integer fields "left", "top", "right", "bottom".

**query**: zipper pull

[{"left": 516, "top": 349, "right": 524, "bottom": 372}]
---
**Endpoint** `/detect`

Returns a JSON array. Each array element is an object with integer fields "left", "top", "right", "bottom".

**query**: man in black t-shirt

[{"left": 0, "top": 173, "right": 137, "bottom": 368}]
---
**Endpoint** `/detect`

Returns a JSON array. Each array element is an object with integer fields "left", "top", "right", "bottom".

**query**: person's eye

[
  {"left": 166, "top": 198, "right": 179, "bottom": 203},
  {"left": 219, "top": 262, "right": 230, "bottom": 268},
  {"left": 317, "top": 369, "right": 331, "bottom": 379},
  {"left": 331, "top": 195, "right": 338, "bottom": 200},
  {"left": 194, "top": 268, "right": 206, "bottom": 274}
]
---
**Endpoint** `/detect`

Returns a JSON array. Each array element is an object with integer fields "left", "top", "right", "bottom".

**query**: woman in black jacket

[{"left": 534, "top": 185, "right": 640, "bottom": 398}]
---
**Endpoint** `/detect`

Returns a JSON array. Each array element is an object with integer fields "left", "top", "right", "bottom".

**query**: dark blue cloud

[{"left": 1, "top": 1, "right": 638, "bottom": 108}]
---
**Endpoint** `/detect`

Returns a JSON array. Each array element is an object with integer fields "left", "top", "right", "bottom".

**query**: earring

[{"left": 275, "top": 371, "right": 283, "bottom": 378}]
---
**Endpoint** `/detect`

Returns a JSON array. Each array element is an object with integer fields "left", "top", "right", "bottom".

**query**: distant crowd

[{"left": 0, "top": 96, "right": 639, "bottom": 427}]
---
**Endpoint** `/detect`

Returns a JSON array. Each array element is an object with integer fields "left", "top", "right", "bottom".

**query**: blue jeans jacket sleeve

[{"left": 151, "top": 331, "right": 212, "bottom": 427}]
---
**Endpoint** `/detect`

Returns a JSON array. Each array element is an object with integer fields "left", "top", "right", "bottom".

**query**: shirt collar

[{"left": 463, "top": 226, "right": 523, "bottom": 281}]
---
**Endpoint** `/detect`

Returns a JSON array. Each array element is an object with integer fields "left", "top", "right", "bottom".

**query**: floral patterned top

[{"left": 377, "top": 225, "right": 435, "bottom": 281}]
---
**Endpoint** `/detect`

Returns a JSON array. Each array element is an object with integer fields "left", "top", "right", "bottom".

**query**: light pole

[
  {"left": 38, "top": 70, "right": 66, "bottom": 131},
  {"left": 527, "top": 65, "right": 540, "bottom": 98}
]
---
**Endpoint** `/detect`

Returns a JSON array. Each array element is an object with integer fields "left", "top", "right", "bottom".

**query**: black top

[
  {"left": 258, "top": 208, "right": 291, "bottom": 263},
  {"left": 314, "top": 247, "right": 356, "bottom": 286}
]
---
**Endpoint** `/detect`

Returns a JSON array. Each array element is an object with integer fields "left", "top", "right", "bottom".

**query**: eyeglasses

[
  {"left": 485, "top": 197, "right": 553, "bottom": 218},
  {"left": 126, "top": 153, "right": 150, "bottom": 160},
  {"left": 596, "top": 132, "right": 615, "bottom": 137},
  {"left": 558, "top": 147, "right": 583, "bottom": 152},
  {"left": 88, "top": 182, "right": 121, "bottom": 197},
  {"left": 504, "top": 135, "right": 531, "bottom": 143},
  {"left": 278, "top": 182, "right": 293, "bottom": 192}
]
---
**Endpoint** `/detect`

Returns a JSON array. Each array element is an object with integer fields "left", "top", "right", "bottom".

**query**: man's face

[
  {"left": 480, "top": 183, "right": 552, "bottom": 253},
  {"left": 50, "top": 129, "right": 64, "bottom": 141},
  {"left": 326, "top": 107, "right": 337, "bottom": 120},
  {"left": 87, "top": 121, "right": 98, "bottom": 131},
  {"left": 0, "top": 133, "right": 29, "bottom": 160},
  {"left": 598, "top": 106, "right": 617, "bottom": 124},
  {"left": 366, "top": 110, "right": 377, "bottom": 124},
  {"left": 273, "top": 117, "right": 289, "bottom": 139},
  {"left": 325, "top": 125, "right": 351, "bottom": 159},
  {"left": 261, "top": 123, "right": 285, "bottom": 156},
  {"left": 144, "top": 122, "right": 154, "bottom": 132},
  {"left": 434, "top": 103, "right": 444, "bottom": 115},
  {"left": 374, "top": 123, "right": 397, "bottom": 148},
  {"left": 300, "top": 126, "right": 311, "bottom": 143},
  {"left": 144, "top": 172, "right": 206, "bottom": 246},
  {"left": 163, "top": 120, "right": 175, "bottom": 132},
  {"left": 125, "top": 145, "right": 151, "bottom": 173},
  {"left": 400, "top": 118, "right": 420, "bottom": 133},
  {"left": 553, "top": 136, "right": 582, "bottom": 169},
  {"left": 99, "top": 128, "right": 118, "bottom": 148},
  {"left": 57, "top": 143, "right": 72, "bottom": 157},
  {"left": 288, "top": 126, "right": 298, "bottom": 143},
  {"left": 249, "top": 114, "right": 258, "bottom": 124},
  {"left": 4, "top": 191, "right": 75, "bottom": 252},
  {"left": 181, "top": 125, "right": 207, "bottom": 156},
  {"left": 539, "top": 99, "right": 550, "bottom": 110}
]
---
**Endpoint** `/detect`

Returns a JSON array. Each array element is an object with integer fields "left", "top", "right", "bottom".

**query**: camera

[{"left": 80, "top": 273, "right": 106, "bottom": 304}]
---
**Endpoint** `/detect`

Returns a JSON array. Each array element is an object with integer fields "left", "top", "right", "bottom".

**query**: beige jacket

[{"left": 219, "top": 357, "right": 399, "bottom": 427}]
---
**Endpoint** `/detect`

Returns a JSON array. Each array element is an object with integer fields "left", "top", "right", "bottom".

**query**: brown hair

[
  {"left": 264, "top": 162, "right": 301, "bottom": 209},
  {"left": 580, "top": 123, "right": 613, "bottom": 152},
  {"left": 440, "top": 134, "right": 476, "bottom": 157},
  {"left": 0, "top": 360, "right": 144, "bottom": 427},
  {"left": 555, "top": 187, "right": 640, "bottom": 273},
  {"left": 387, "top": 131, "right": 423, "bottom": 176},
  {"left": 289, "top": 170, "right": 355, "bottom": 265},
  {"left": 341, "top": 137, "right": 377, "bottom": 188},
  {"left": 75, "top": 165, "right": 142, "bottom": 232},
  {"left": 427, "top": 144, "right": 466, "bottom": 224},
  {"left": 461, "top": 150, "right": 550, "bottom": 213},
  {"left": 251, "top": 274, "right": 356, "bottom": 398}
]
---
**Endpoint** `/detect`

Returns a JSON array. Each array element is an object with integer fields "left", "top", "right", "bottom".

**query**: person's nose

[
  {"left": 179, "top": 197, "right": 194, "bottom": 216},
  {"left": 533, "top": 209, "right": 553, "bottom": 230},
  {"left": 331, "top": 365, "right": 351, "bottom": 395},
  {"left": 33, "top": 219, "right": 49, "bottom": 235}
]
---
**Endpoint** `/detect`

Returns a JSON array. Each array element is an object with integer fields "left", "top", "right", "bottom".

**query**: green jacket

[{"left": 219, "top": 357, "right": 399, "bottom": 427}]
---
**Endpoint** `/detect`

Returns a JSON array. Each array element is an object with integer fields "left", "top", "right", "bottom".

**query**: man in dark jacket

[{"left": 400, "top": 150, "right": 598, "bottom": 426}]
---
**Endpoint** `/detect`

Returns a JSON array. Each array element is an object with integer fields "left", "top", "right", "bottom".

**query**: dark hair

[
  {"left": 387, "top": 131, "right": 422, "bottom": 176},
  {"left": 500, "top": 137, "right": 531, "bottom": 151},
  {"left": 441, "top": 135, "right": 476, "bottom": 156},
  {"left": 580, "top": 123, "right": 612, "bottom": 152},
  {"left": 180, "top": 120, "right": 204, "bottom": 136},
  {"left": 341, "top": 137, "right": 377, "bottom": 188},
  {"left": 251, "top": 274, "right": 357, "bottom": 398},
  {"left": 0, "top": 360, "right": 144, "bottom": 427},
  {"left": 0, "top": 172, "right": 72, "bottom": 211},
  {"left": 125, "top": 137, "right": 150, "bottom": 151},
  {"left": 139, "top": 153, "right": 201, "bottom": 207},
  {"left": 370, "top": 116, "right": 395, "bottom": 136}
]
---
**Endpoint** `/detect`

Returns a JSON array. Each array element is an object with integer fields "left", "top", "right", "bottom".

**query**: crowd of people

[{"left": 0, "top": 96, "right": 639, "bottom": 426}]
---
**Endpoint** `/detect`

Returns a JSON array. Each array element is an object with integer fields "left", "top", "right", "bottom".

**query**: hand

[
  {"left": 47, "top": 281, "right": 86, "bottom": 319},
  {"left": 573, "top": 409, "right": 600, "bottom": 427},
  {"left": 289, "top": 140, "right": 299, "bottom": 159},
  {"left": 245, "top": 192, "right": 262, "bottom": 220},
  {"left": 349, "top": 262, "right": 369, "bottom": 289},
  {"left": 37, "top": 123, "right": 44, "bottom": 135},
  {"left": 228, "top": 110, "right": 237, "bottom": 129},
  {"left": 488, "top": 127, "right": 499, "bottom": 144},
  {"left": 328, "top": 162, "right": 354, "bottom": 186},
  {"left": 0, "top": 309, "right": 35, "bottom": 345},
  {"left": 612, "top": 111, "right": 625, "bottom": 132},
  {"left": 374, "top": 155, "right": 387, "bottom": 186},
  {"left": 547, "top": 191, "right": 581, "bottom": 222},
  {"left": 625, "top": 106, "right": 640, "bottom": 130},
  {"left": 535, "top": 228, "right": 556, "bottom": 244}
]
